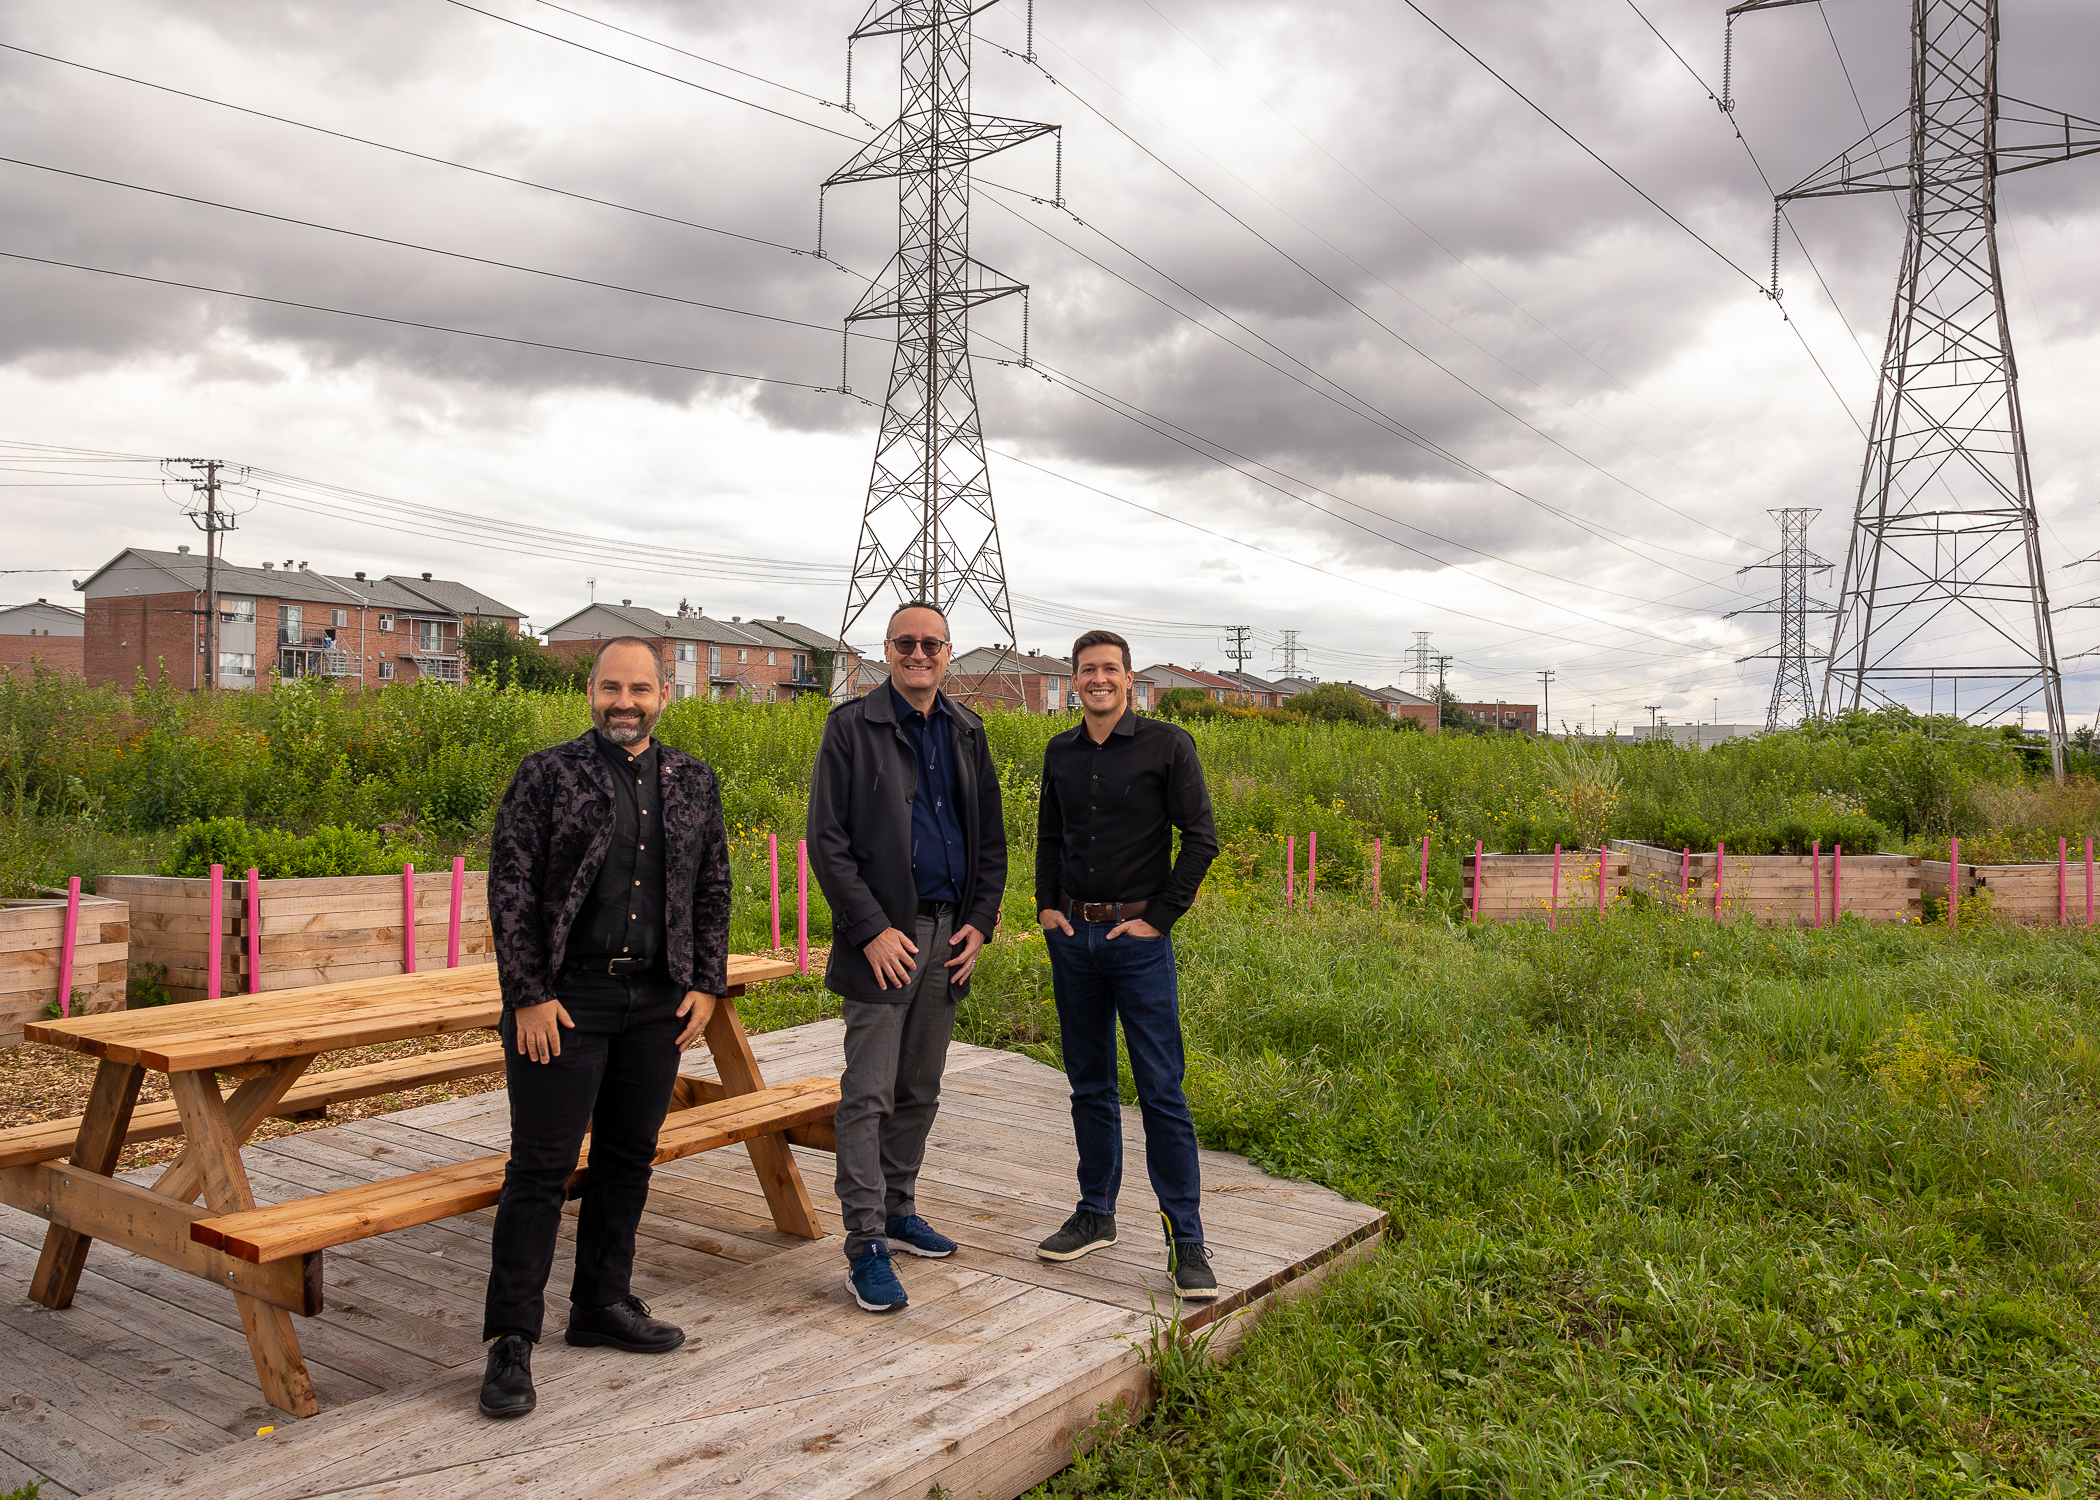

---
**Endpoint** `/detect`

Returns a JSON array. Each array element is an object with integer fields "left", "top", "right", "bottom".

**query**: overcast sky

[{"left": 5, "top": 0, "right": 2098, "bottom": 727}]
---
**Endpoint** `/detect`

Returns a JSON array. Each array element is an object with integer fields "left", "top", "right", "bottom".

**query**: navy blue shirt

[{"left": 891, "top": 683, "right": 966, "bottom": 903}]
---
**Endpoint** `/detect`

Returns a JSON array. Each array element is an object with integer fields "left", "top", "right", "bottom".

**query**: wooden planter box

[
  {"left": 1920, "top": 857, "right": 2098, "bottom": 928},
  {"left": 1612, "top": 841, "right": 1920, "bottom": 926},
  {"left": 1462, "top": 848, "right": 1629, "bottom": 923},
  {"left": 99, "top": 871, "right": 491, "bottom": 1005},
  {"left": 0, "top": 895, "right": 128, "bottom": 1045}
]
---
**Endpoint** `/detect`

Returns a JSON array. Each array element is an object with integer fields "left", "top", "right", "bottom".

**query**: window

[
  {"left": 708, "top": 645, "right": 722, "bottom": 676},
  {"left": 415, "top": 619, "right": 444, "bottom": 653},
  {"left": 674, "top": 642, "right": 696, "bottom": 663},
  {"left": 792, "top": 652, "right": 809, "bottom": 680},
  {"left": 278, "top": 604, "right": 303, "bottom": 644},
  {"left": 378, "top": 661, "right": 395, "bottom": 680},
  {"left": 218, "top": 652, "right": 255, "bottom": 678},
  {"left": 331, "top": 608, "right": 348, "bottom": 628},
  {"left": 218, "top": 597, "right": 255, "bottom": 624},
  {"left": 378, "top": 612, "right": 394, "bottom": 633},
  {"left": 767, "top": 688, "right": 777, "bottom": 703},
  {"left": 736, "top": 648, "right": 748, "bottom": 664},
  {"left": 766, "top": 650, "right": 777, "bottom": 666}
]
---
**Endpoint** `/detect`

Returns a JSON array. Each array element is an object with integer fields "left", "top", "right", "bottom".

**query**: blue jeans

[{"left": 1045, "top": 921, "right": 1204, "bottom": 1244}]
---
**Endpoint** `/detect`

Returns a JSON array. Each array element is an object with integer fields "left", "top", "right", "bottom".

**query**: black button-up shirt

[
  {"left": 891, "top": 683, "right": 965, "bottom": 903},
  {"left": 1034, "top": 708, "right": 1218, "bottom": 932},
  {"left": 571, "top": 732, "right": 666, "bottom": 965}
]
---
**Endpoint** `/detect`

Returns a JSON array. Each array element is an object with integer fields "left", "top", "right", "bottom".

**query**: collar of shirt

[
  {"left": 1079, "top": 706, "right": 1139, "bottom": 743},
  {"left": 592, "top": 729, "right": 659, "bottom": 774},
  {"left": 888, "top": 682, "right": 950, "bottom": 726}
]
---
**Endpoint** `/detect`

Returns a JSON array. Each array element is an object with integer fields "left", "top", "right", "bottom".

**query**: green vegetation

[{"left": 1, "top": 669, "right": 2097, "bottom": 1492}]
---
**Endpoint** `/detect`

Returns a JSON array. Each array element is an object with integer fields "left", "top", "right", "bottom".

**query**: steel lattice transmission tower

[
  {"left": 1733, "top": 0, "right": 2100, "bottom": 774},
  {"left": 1728, "top": 508, "right": 1835, "bottom": 730},
  {"left": 822, "top": 1, "right": 1055, "bottom": 681}
]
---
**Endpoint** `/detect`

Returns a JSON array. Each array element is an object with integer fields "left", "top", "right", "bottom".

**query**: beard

[{"left": 594, "top": 703, "right": 660, "bottom": 745}]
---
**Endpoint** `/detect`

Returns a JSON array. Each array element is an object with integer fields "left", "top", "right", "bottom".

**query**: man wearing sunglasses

[{"left": 807, "top": 600, "right": 1007, "bottom": 1313}]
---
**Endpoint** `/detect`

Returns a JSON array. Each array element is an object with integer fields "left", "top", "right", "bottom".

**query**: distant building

[
  {"left": 946, "top": 647, "right": 1075, "bottom": 714},
  {"left": 0, "top": 599, "right": 84, "bottom": 676},
  {"left": 76, "top": 548, "right": 522, "bottom": 691},
  {"left": 544, "top": 602, "right": 851, "bottom": 701},
  {"left": 1458, "top": 700, "right": 1539, "bottom": 734},
  {"left": 1140, "top": 663, "right": 1247, "bottom": 705},
  {"left": 1351, "top": 683, "right": 1439, "bottom": 731},
  {"left": 1267, "top": 676, "right": 1320, "bottom": 700},
  {"left": 1218, "top": 670, "right": 1287, "bottom": 709}
]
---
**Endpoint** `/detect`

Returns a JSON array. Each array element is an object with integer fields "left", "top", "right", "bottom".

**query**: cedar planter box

[
  {"left": 99, "top": 871, "right": 491, "bottom": 1006},
  {"left": 1920, "top": 857, "right": 2097, "bottom": 928},
  {"left": 1611, "top": 840, "right": 1920, "bottom": 926},
  {"left": 1462, "top": 848, "right": 1628, "bottom": 923},
  {"left": 0, "top": 895, "right": 128, "bottom": 1045}
]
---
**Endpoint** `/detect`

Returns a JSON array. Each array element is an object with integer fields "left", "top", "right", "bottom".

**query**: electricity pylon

[
  {"left": 1411, "top": 630, "right": 1433, "bottom": 699},
  {"left": 1733, "top": 0, "right": 2100, "bottom": 774},
  {"left": 1727, "top": 508, "right": 1834, "bottom": 730},
  {"left": 823, "top": 0, "right": 1055, "bottom": 700}
]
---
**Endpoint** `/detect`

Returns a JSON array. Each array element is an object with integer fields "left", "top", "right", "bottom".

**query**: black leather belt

[
  {"left": 917, "top": 898, "right": 957, "bottom": 918},
  {"left": 566, "top": 954, "right": 651, "bottom": 976},
  {"left": 1060, "top": 897, "right": 1150, "bottom": 923}
]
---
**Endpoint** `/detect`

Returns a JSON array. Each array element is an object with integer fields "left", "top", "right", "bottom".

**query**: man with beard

[{"left": 477, "top": 636, "right": 732, "bottom": 1418}]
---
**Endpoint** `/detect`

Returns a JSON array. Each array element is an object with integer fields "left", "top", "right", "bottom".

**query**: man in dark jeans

[
  {"left": 478, "top": 636, "right": 732, "bottom": 1418},
  {"left": 1034, "top": 628, "right": 1221, "bottom": 1299},
  {"left": 807, "top": 600, "right": 1006, "bottom": 1313}
]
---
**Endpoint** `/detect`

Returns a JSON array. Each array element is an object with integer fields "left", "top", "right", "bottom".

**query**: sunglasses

[{"left": 887, "top": 635, "right": 950, "bottom": 657}]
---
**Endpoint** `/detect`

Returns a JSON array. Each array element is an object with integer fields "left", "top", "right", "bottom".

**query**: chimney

[
  {"left": 622, "top": 599, "right": 632, "bottom": 606},
  {"left": 262, "top": 560, "right": 274, "bottom": 570},
  {"left": 421, "top": 572, "right": 433, "bottom": 581},
  {"left": 298, "top": 561, "right": 309, "bottom": 572},
  {"left": 777, "top": 614, "right": 786, "bottom": 621},
  {"left": 285, "top": 559, "right": 294, "bottom": 570},
  {"left": 177, "top": 544, "right": 190, "bottom": 554},
  {"left": 354, "top": 570, "right": 366, "bottom": 581}
]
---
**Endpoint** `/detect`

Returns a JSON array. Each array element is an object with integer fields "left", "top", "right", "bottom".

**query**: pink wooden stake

[
  {"left": 1597, "top": 846, "right": 1609, "bottom": 919},
  {"left": 246, "top": 866, "right": 263, "bottom": 994},
  {"left": 448, "top": 856, "right": 465, "bottom": 968},
  {"left": 1833, "top": 845, "right": 1843, "bottom": 923},
  {"left": 2087, "top": 837, "right": 2094, "bottom": 928},
  {"left": 207, "top": 864, "right": 224, "bottom": 1001},
  {"left": 1286, "top": 836, "right": 1296, "bottom": 911},
  {"left": 1471, "top": 840, "right": 1483, "bottom": 923},
  {"left": 1419, "top": 834, "right": 1430, "bottom": 896},
  {"left": 796, "top": 839, "right": 809, "bottom": 975},
  {"left": 1947, "top": 837, "right": 1959, "bottom": 929},
  {"left": 56, "top": 876, "right": 81, "bottom": 1019},
  {"left": 2059, "top": 837, "right": 2069, "bottom": 927},
  {"left": 1550, "top": 845, "right": 1561, "bottom": 931},
  {"left": 1712, "top": 840, "right": 1726, "bottom": 922},
  {"left": 1308, "top": 831, "right": 1317, "bottom": 908},
  {"left": 1372, "top": 837, "right": 1381, "bottom": 908},
  {"left": 1812, "top": 840, "right": 1822, "bottom": 928},
  {"left": 768, "top": 833, "right": 781, "bottom": 950},
  {"left": 1680, "top": 847, "right": 1691, "bottom": 903},
  {"left": 402, "top": 863, "right": 417, "bottom": 974}
]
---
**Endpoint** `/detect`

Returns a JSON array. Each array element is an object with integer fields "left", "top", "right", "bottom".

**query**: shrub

[{"left": 159, "top": 817, "right": 412, "bottom": 878}]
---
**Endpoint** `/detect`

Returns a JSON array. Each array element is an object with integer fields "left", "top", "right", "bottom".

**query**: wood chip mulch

[{"left": 0, "top": 944, "right": 829, "bottom": 1173}]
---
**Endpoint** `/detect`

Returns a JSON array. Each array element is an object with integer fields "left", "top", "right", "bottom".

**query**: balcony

[{"left": 277, "top": 638, "right": 359, "bottom": 679}]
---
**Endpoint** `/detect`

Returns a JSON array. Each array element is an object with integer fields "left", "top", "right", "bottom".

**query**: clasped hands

[{"left": 511, "top": 988, "right": 718, "bottom": 1063}]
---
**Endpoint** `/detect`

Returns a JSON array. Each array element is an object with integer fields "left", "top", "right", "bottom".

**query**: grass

[{"left": 972, "top": 896, "right": 2100, "bottom": 1498}]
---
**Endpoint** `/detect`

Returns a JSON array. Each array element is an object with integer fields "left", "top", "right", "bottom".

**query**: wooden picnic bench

[{"left": 0, "top": 954, "right": 834, "bottom": 1419}]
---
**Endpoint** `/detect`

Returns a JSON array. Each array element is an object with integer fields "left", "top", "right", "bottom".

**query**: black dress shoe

[
  {"left": 565, "top": 1294, "right": 686, "bottom": 1353},
  {"left": 479, "top": 1334, "right": 536, "bottom": 1419}
]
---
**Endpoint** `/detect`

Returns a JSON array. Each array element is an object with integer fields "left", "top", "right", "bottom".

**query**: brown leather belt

[{"left": 1060, "top": 897, "right": 1150, "bottom": 923}]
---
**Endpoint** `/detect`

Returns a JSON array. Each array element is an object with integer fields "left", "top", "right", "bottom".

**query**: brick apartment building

[
  {"left": 1460, "top": 701, "right": 1539, "bottom": 733},
  {"left": 852, "top": 647, "right": 1155, "bottom": 713},
  {"left": 1142, "top": 663, "right": 1248, "bottom": 706},
  {"left": 543, "top": 602, "right": 853, "bottom": 701},
  {"left": 76, "top": 548, "right": 523, "bottom": 692},
  {"left": 0, "top": 599, "right": 84, "bottom": 675},
  {"left": 1351, "top": 683, "right": 1439, "bottom": 730}
]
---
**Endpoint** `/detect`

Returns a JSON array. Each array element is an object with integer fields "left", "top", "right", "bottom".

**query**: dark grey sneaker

[
  {"left": 1036, "top": 1209, "right": 1118, "bottom": 1262},
  {"left": 1169, "top": 1239, "right": 1220, "bottom": 1300}
]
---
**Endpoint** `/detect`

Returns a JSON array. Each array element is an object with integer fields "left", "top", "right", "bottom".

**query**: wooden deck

[{"left": 0, "top": 1022, "right": 1383, "bottom": 1500}]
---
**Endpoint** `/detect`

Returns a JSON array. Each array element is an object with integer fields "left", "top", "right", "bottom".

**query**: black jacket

[
  {"left": 488, "top": 731, "right": 733, "bottom": 1010},
  {"left": 806, "top": 688, "right": 1007, "bottom": 1002}
]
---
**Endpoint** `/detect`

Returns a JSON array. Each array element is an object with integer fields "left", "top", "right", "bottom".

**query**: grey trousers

[{"left": 835, "top": 907, "right": 957, "bottom": 1260}]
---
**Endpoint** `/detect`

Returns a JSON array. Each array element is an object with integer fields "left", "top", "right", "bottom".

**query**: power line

[
  {"left": 436, "top": 0, "right": 863, "bottom": 141},
  {"left": 0, "top": 249, "right": 855, "bottom": 397},
  {"left": 524, "top": 0, "right": 844, "bottom": 109}
]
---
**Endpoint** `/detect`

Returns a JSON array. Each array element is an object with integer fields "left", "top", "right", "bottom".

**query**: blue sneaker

[
  {"left": 848, "top": 1243, "right": 908, "bottom": 1313},
  {"left": 885, "top": 1215, "right": 957, "bottom": 1259}
]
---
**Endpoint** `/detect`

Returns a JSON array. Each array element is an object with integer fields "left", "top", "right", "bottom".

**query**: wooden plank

[
  {"left": 0, "top": 1164, "right": 319, "bottom": 1316},
  {"left": 704, "top": 996, "right": 824, "bottom": 1240},
  {"left": 170, "top": 1068, "right": 320, "bottom": 1419},
  {"left": 28, "top": 1058, "right": 144, "bottom": 1309},
  {"left": 152, "top": 1058, "right": 314, "bottom": 1208},
  {"left": 195, "top": 1077, "right": 839, "bottom": 1263}
]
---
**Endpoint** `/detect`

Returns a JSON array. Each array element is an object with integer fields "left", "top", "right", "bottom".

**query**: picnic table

[{"left": 0, "top": 954, "right": 835, "bottom": 1418}]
